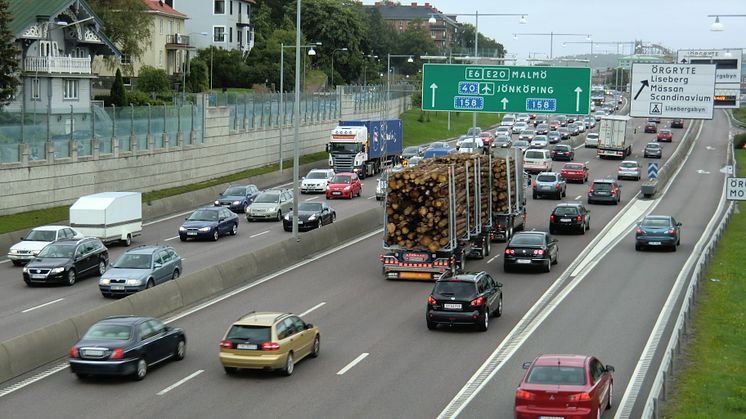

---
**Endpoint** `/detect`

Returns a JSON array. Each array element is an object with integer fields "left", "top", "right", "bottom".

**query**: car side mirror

[
  {"left": 185, "top": 216, "right": 189, "bottom": 220},
  {"left": 522, "top": 362, "right": 531, "bottom": 370},
  {"left": 497, "top": 282, "right": 503, "bottom": 288},
  {"left": 605, "top": 365, "right": 615, "bottom": 373},
  {"left": 302, "top": 176, "right": 306, "bottom": 180},
  {"left": 20, "top": 236, "right": 25, "bottom": 240},
  {"left": 154, "top": 263, "right": 162, "bottom": 268},
  {"left": 304, "top": 323, "right": 314, "bottom": 330},
  {"left": 677, "top": 222, "right": 682, "bottom": 226},
  {"left": 218, "top": 193, "right": 223, "bottom": 196}
]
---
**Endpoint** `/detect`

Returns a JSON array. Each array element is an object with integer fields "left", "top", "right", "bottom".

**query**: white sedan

[{"left": 7, "top": 225, "right": 84, "bottom": 266}]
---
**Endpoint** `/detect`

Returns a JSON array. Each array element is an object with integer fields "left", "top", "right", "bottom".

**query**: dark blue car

[
  {"left": 179, "top": 207, "right": 239, "bottom": 242},
  {"left": 214, "top": 184, "right": 260, "bottom": 213},
  {"left": 635, "top": 215, "right": 681, "bottom": 251}
]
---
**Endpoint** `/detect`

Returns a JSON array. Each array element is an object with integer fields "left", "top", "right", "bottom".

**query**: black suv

[
  {"left": 426, "top": 272, "right": 503, "bottom": 332},
  {"left": 23, "top": 237, "right": 108, "bottom": 286},
  {"left": 588, "top": 179, "right": 622, "bottom": 205},
  {"left": 550, "top": 202, "right": 591, "bottom": 234},
  {"left": 671, "top": 118, "right": 684, "bottom": 128}
]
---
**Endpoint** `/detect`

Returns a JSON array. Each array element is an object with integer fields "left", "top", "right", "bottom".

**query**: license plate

[
  {"left": 560, "top": 218, "right": 571, "bottom": 222},
  {"left": 597, "top": 192, "right": 610, "bottom": 196},
  {"left": 332, "top": 192, "right": 341, "bottom": 195},
  {"left": 399, "top": 272, "right": 431, "bottom": 280},
  {"left": 443, "top": 303, "right": 462, "bottom": 310},
  {"left": 517, "top": 259, "right": 531, "bottom": 264},
  {"left": 30, "top": 274, "right": 46, "bottom": 279},
  {"left": 110, "top": 285, "right": 125, "bottom": 290},
  {"left": 298, "top": 221, "right": 303, "bottom": 224},
  {"left": 237, "top": 343, "right": 258, "bottom": 350},
  {"left": 649, "top": 241, "right": 661, "bottom": 245},
  {"left": 85, "top": 349, "right": 104, "bottom": 357},
  {"left": 187, "top": 231, "right": 197, "bottom": 236},
  {"left": 539, "top": 416, "right": 565, "bottom": 419}
]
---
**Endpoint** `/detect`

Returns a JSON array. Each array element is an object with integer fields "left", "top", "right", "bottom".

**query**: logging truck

[
  {"left": 381, "top": 152, "right": 520, "bottom": 280},
  {"left": 489, "top": 148, "right": 527, "bottom": 242},
  {"left": 327, "top": 119, "right": 403, "bottom": 179}
]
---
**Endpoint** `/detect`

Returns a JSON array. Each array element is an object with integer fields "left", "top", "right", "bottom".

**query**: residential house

[
  {"left": 6, "top": 0, "right": 119, "bottom": 135},
  {"left": 371, "top": 1, "right": 459, "bottom": 50},
  {"left": 166, "top": 0, "right": 255, "bottom": 54}
]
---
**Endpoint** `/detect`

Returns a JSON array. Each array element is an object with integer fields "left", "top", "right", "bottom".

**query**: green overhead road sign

[{"left": 421, "top": 64, "right": 592, "bottom": 114}]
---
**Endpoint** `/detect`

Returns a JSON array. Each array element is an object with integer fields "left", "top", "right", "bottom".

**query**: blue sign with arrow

[{"left": 648, "top": 162, "right": 659, "bottom": 180}]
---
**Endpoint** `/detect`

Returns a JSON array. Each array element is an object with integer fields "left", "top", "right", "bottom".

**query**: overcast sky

[{"left": 361, "top": 0, "right": 744, "bottom": 64}]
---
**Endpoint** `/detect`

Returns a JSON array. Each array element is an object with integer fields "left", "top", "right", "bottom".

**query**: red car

[
  {"left": 549, "top": 120, "right": 561, "bottom": 130},
  {"left": 325, "top": 172, "right": 362, "bottom": 199},
  {"left": 656, "top": 128, "right": 673, "bottom": 142},
  {"left": 560, "top": 162, "right": 589, "bottom": 183},
  {"left": 515, "top": 354, "right": 615, "bottom": 419},
  {"left": 479, "top": 131, "right": 494, "bottom": 147}
]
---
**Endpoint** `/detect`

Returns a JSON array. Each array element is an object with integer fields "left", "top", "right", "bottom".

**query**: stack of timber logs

[{"left": 384, "top": 153, "right": 518, "bottom": 252}]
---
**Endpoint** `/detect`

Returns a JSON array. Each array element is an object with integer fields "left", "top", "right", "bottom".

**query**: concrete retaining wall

[{"left": 0, "top": 206, "right": 384, "bottom": 384}]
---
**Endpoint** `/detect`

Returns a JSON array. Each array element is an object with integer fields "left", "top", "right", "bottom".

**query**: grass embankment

[
  {"left": 731, "top": 106, "right": 746, "bottom": 124},
  {"left": 401, "top": 109, "right": 502, "bottom": 146},
  {"left": 663, "top": 149, "right": 746, "bottom": 418}
]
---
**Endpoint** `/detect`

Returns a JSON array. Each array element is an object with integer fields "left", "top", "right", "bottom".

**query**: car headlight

[
  {"left": 326, "top": 186, "right": 330, "bottom": 191},
  {"left": 284, "top": 214, "right": 291, "bottom": 220},
  {"left": 126, "top": 279, "right": 142, "bottom": 286},
  {"left": 22, "top": 266, "right": 29, "bottom": 273},
  {"left": 232, "top": 200, "right": 241, "bottom": 205},
  {"left": 32, "top": 250, "right": 40, "bottom": 255},
  {"left": 308, "top": 215, "right": 317, "bottom": 221},
  {"left": 9, "top": 249, "right": 17, "bottom": 254},
  {"left": 100, "top": 278, "right": 111, "bottom": 285},
  {"left": 344, "top": 186, "right": 351, "bottom": 191},
  {"left": 198, "top": 226, "right": 211, "bottom": 232},
  {"left": 179, "top": 226, "right": 186, "bottom": 232},
  {"left": 50, "top": 267, "right": 65, "bottom": 274},
  {"left": 214, "top": 200, "right": 220, "bottom": 205}
]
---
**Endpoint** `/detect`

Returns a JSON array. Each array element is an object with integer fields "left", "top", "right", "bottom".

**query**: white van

[{"left": 523, "top": 149, "right": 552, "bottom": 174}]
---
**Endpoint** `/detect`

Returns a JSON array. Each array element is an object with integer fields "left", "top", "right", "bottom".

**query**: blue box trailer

[{"left": 329, "top": 119, "right": 404, "bottom": 178}]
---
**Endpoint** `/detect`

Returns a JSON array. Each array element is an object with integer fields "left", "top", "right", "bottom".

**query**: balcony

[
  {"left": 166, "top": 34, "right": 192, "bottom": 48},
  {"left": 24, "top": 56, "right": 91, "bottom": 74},
  {"left": 237, "top": 13, "right": 250, "bottom": 26}
]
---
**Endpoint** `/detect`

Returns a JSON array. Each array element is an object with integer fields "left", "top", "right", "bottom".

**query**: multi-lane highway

[{"left": 1, "top": 108, "right": 722, "bottom": 419}]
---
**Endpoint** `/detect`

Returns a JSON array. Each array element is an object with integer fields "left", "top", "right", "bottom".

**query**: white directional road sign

[
  {"left": 726, "top": 177, "right": 746, "bottom": 201},
  {"left": 630, "top": 63, "right": 716, "bottom": 120},
  {"left": 677, "top": 49, "right": 742, "bottom": 108}
]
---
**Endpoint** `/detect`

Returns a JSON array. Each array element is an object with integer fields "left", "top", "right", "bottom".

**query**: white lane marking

[
  {"left": 367, "top": 196, "right": 376, "bottom": 200},
  {"left": 249, "top": 230, "right": 270, "bottom": 238},
  {"left": 164, "top": 235, "right": 180, "bottom": 242},
  {"left": 156, "top": 370, "right": 204, "bottom": 396},
  {"left": 0, "top": 363, "right": 69, "bottom": 398},
  {"left": 299, "top": 302, "right": 326, "bottom": 317},
  {"left": 486, "top": 254, "right": 500, "bottom": 264},
  {"left": 0, "top": 259, "right": 10, "bottom": 265},
  {"left": 21, "top": 298, "right": 64, "bottom": 314},
  {"left": 143, "top": 210, "right": 196, "bottom": 226},
  {"left": 575, "top": 195, "right": 582, "bottom": 200},
  {"left": 304, "top": 196, "right": 319, "bottom": 201},
  {"left": 574, "top": 144, "right": 585, "bottom": 150},
  {"left": 336, "top": 353, "right": 369, "bottom": 375}
]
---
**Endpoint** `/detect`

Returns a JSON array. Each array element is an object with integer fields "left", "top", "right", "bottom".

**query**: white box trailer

[{"left": 69, "top": 192, "right": 142, "bottom": 246}]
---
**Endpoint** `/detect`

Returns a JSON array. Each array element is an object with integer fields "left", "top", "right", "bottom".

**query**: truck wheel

[
  {"left": 484, "top": 236, "right": 491, "bottom": 256},
  {"left": 123, "top": 234, "right": 132, "bottom": 247}
]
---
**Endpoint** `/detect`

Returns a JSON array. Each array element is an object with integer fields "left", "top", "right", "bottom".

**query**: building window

[
  {"left": 31, "top": 79, "right": 40, "bottom": 100},
  {"left": 229, "top": 0, "right": 233, "bottom": 15},
  {"left": 213, "top": 26, "right": 225, "bottom": 42},
  {"left": 159, "top": 51, "right": 163, "bottom": 66},
  {"left": 71, "top": 47, "right": 86, "bottom": 58},
  {"left": 122, "top": 77, "right": 132, "bottom": 87},
  {"left": 237, "top": 29, "right": 242, "bottom": 47},
  {"left": 214, "top": 0, "right": 225, "bottom": 14},
  {"left": 120, "top": 54, "right": 131, "bottom": 65},
  {"left": 160, "top": 18, "right": 163, "bottom": 34},
  {"left": 64, "top": 80, "right": 79, "bottom": 99},
  {"left": 229, "top": 27, "right": 233, "bottom": 43}
]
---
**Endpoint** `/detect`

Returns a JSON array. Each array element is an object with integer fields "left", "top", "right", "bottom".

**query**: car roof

[
  {"left": 233, "top": 311, "right": 290, "bottom": 327},
  {"left": 554, "top": 202, "right": 583, "bottom": 208},
  {"left": 125, "top": 244, "right": 170, "bottom": 254},
  {"left": 308, "top": 168, "right": 332, "bottom": 173},
  {"left": 33, "top": 225, "right": 70, "bottom": 231},
  {"left": 99, "top": 315, "right": 151, "bottom": 325},
  {"left": 51, "top": 238, "right": 91, "bottom": 245},
  {"left": 195, "top": 206, "right": 222, "bottom": 211},
  {"left": 333, "top": 172, "right": 355, "bottom": 176},
  {"left": 533, "top": 354, "right": 589, "bottom": 368},
  {"left": 643, "top": 215, "right": 673, "bottom": 221},
  {"left": 514, "top": 231, "right": 548, "bottom": 238},
  {"left": 592, "top": 179, "right": 615, "bottom": 184},
  {"left": 620, "top": 160, "right": 638, "bottom": 164}
]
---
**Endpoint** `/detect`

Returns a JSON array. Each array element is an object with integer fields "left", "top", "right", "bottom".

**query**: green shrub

[
  {"left": 110, "top": 68, "right": 127, "bottom": 106},
  {"left": 137, "top": 65, "right": 171, "bottom": 95},
  {"left": 126, "top": 90, "right": 154, "bottom": 106}
]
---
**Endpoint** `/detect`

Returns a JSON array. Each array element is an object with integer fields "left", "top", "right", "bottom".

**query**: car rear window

[
  {"left": 226, "top": 325, "right": 271, "bottom": 343},
  {"left": 646, "top": 143, "right": 661, "bottom": 149},
  {"left": 564, "top": 164, "right": 583, "bottom": 170},
  {"left": 620, "top": 162, "right": 637, "bottom": 168},
  {"left": 553, "top": 207, "right": 579, "bottom": 216},
  {"left": 509, "top": 234, "right": 544, "bottom": 246},
  {"left": 84, "top": 324, "right": 133, "bottom": 340},
  {"left": 593, "top": 183, "right": 612, "bottom": 191},
  {"left": 527, "top": 366, "right": 587, "bottom": 385},
  {"left": 537, "top": 175, "right": 557, "bottom": 182},
  {"left": 555, "top": 145, "right": 570, "bottom": 151},
  {"left": 525, "top": 151, "right": 546, "bottom": 159},
  {"left": 434, "top": 281, "right": 476, "bottom": 299},
  {"left": 642, "top": 218, "right": 670, "bottom": 228}
]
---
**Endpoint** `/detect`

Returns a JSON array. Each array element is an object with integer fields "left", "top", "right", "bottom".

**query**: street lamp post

[
  {"left": 708, "top": 14, "right": 746, "bottom": 31},
  {"left": 279, "top": 42, "right": 321, "bottom": 172},
  {"left": 330, "top": 47, "right": 348, "bottom": 88},
  {"left": 512, "top": 32, "right": 592, "bottom": 60},
  {"left": 292, "top": 0, "right": 302, "bottom": 241}
]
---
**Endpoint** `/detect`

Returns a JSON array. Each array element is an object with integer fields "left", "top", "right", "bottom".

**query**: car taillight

[
  {"left": 515, "top": 389, "right": 536, "bottom": 400},
  {"left": 504, "top": 248, "right": 515, "bottom": 255},
  {"left": 611, "top": 188, "right": 617, "bottom": 195},
  {"left": 532, "top": 180, "right": 537, "bottom": 188},
  {"left": 635, "top": 227, "right": 643, "bottom": 234},
  {"left": 219, "top": 340, "right": 234, "bottom": 349},
  {"left": 576, "top": 215, "right": 582, "bottom": 222},
  {"left": 261, "top": 342, "right": 281, "bottom": 351},
  {"left": 667, "top": 228, "right": 676, "bottom": 235},
  {"left": 427, "top": 295, "right": 436, "bottom": 305},
  {"left": 110, "top": 348, "right": 124, "bottom": 360},
  {"left": 588, "top": 187, "right": 594, "bottom": 193},
  {"left": 69, "top": 346, "right": 78, "bottom": 358},
  {"left": 533, "top": 249, "right": 544, "bottom": 256},
  {"left": 569, "top": 392, "right": 592, "bottom": 401},
  {"left": 555, "top": 183, "right": 561, "bottom": 190},
  {"left": 550, "top": 215, "right": 555, "bottom": 223},
  {"left": 470, "top": 297, "right": 484, "bottom": 307}
]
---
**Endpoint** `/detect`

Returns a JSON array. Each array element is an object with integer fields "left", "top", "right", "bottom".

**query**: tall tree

[
  {"left": 110, "top": 68, "right": 127, "bottom": 106},
  {"left": 456, "top": 23, "right": 504, "bottom": 57},
  {"left": 0, "top": 0, "right": 19, "bottom": 108},
  {"left": 89, "top": 0, "right": 152, "bottom": 72},
  {"left": 395, "top": 19, "right": 436, "bottom": 75}
]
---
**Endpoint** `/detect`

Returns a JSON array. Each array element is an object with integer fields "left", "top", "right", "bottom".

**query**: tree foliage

[
  {"left": 195, "top": 47, "right": 251, "bottom": 89},
  {"left": 0, "top": 0, "right": 19, "bottom": 108},
  {"left": 187, "top": 59, "right": 208, "bottom": 93},
  {"left": 110, "top": 68, "right": 127, "bottom": 106},
  {"left": 456, "top": 23, "right": 505, "bottom": 57},
  {"left": 89, "top": 0, "right": 152, "bottom": 67},
  {"left": 137, "top": 66, "right": 171, "bottom": 94}
]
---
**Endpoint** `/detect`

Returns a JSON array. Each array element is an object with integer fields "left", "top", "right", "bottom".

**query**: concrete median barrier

[
  {"left": 1, "top": 319, "right": 78, "bottom": 380},
  {"left": 175, "top": 265, "right": 224, "bottom": 307},
  {"left": 68, "top": 298, "right": 137, "bottom": 340},
  {"left": 215, "top": 252, "right": 260, "bottom": 290},
  {"left": 127, "top": 281, "right": 184, "bottom": 318}
]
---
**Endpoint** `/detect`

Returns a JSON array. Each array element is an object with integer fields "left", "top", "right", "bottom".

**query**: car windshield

[
  {"left": 25, "top": 229, "right": 57, "bottom": 241},
  {"left": 660, "top": 130, "right": 671, "bottom": 134},
  {"left": 564, "top": 164, "right": 583, "bottom": 170},
  {"left": 187, "top": 209, "right": 219, "bottom": 221},
  {"left": 226, "top": 325, "right": 271, "bottom": 343},
  {"left": 466, "top": 128, "right": 481, "bottom": 136},
  {"left": 620, "top": 162, "right": 637, "bottom": 168},
  {"left": 646, "top": 144, "right": 661, "bottom": 149},
  {"left": 434, "top": 281, "right": 476, "bottom": 298},
  {"left": 223, "top": 186, "right": 246, "bottom": 196},
  {"left": 537, "top": 175, "right": 557, "bottom": 182},
  {"left": 299, "top": 202, "right": 322, "bottom": 212},
  {"left": 37, "top": 244, "right": 75, "bottom": 258},
  {"left": 403, "top": 146, "right": 419, "bottom": 154},
  {"left": 554, "top": 207, "right": 579, "bottom": 216},
  {"left": 113, "top": 253, "right": 152, "bottom": 269},
  {"left": 331, "top": 175, "right": 351, "bottom": 184},
  {"left": 254, "top": 193, "right": 280, "bottom": 204},
  {"left": 587, "top": 133, "right": 598, "bottom": 138},
  {"left": 642, "top": 218, "right": 671, "bottom": 228},
  {"left": 526, "top": 366, "right": 587, "bottom": 385},
  {"left": 306, "top": 172, "right": 328, "bottom": 179},
  {"left": 510, "top": 234, "right": 544, "bottom": 246},
  {"left": 83, "top": 324, "right": 133, "bottom": 341}
]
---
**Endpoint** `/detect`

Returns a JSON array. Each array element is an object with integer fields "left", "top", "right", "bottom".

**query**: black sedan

[
  {"left": 283, "top": 202, "right": 336, "bottom": 231},
  {"left": 214, "top": 184, "right": 260, "bottom": 213},
  {"left": 22, "top": 237, "right": 108, "bottom": 286},
  {"left": 179, "top": 207, "right": 239, "bottom": 241},
  {"left": 551, "top": 144, "right": 574, "bottom": 161},
  {"left": 635, "top": 215, "right": 682, "bottom": 251},
  {"left": 426, "top": 271, "right": 502, "bottom": 332},
  {"left": 69, "top": 316, "right": 186, "bottom": 380},
  {"left": 503, "top": 232, "right": 558, "bottom": 273}
]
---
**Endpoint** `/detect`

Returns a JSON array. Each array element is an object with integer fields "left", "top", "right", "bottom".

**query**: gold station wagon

[{"left": 219, "top": 312, "right": 320, "bottom": 376}]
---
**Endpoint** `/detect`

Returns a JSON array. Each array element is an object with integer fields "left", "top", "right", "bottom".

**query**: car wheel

[
  {"left": 580, "top": 223, "right": 586, "bottom": 234},
  {"left": 75, "top": 373, "right": 89, "bottom": 380},
  {"left": 495, "top": 295, "right": 503, "bottom": 318},
  {"left": 544, "top": 259, "right": 551, "bottom": 273},
  {"left": 66, "top": 270, "right": 76, "bottom": 286},
  {"left": 276, "top": 210, "right": 283, "bottom": 222},
  {"left": 242, "top": 203, "right": 249, "bottom": 213},
  {"left": 224, "top": 367, "right": 237, "bottom": 375},
  {"left": 562, "top": 189, "right": 566, "bottom": 198},
  {"left": 98, "top": 259, "right": 107, "bottom": 275},
  {"left": 484, "top": 236, "right": 491, "bottom": 257},
  {"left": 310, "top": 335, "right": 320, "bottom": 358},
  {"left": 281, "top": 352, "right": 294, "bottom": 376},
  {"left": 635, "top": 243, "right": 642, "bottom": 251},
  {"left": 174, "top": 339, "right": 186, "bottom": 361},
  {"left": 477, "top": 310, "right": 489, "bottom": 332},
  {"left": 549, "top": 227, "right": 556, "bottom": 235},
  {"left": 671, "top": 243, "right": 678, "bottom": 252},
  {"left": 552, "top": 251, "right": 558, "bottom": 265},
  {"left": 146, "top": 279, "right": 154, "bottom": 289},
  {"left": 426, "top": 318, "right": 437, "bottom": 330},
  {"left": 134, "top": 358, "right": 147, "bottom": 381},
  {"left": 172, "top": 270, "right": 180, "bottom": 280},
  {"left": 12, "top": 260, "right": 23, "bottom": 267},
  {"left": 331, "top": 213, "right": 336, "bottom": 223},
  {"left": 212, "top": 229, "right": 219, "bottom": 241},
  {"left": 607, "top": 382, "right": 613, "bottom": 410},
  {"left": 533, "top": 192, "right": 537, "bottom": 199},
  {"left": 179, "top": 236, "right": 186, "bottom": 242},
  {"left": 230, "top": 223, "right": 238, "bottom": 236},
  {"left": 503, "top": 264, "right": 511, "bottom": 273}
]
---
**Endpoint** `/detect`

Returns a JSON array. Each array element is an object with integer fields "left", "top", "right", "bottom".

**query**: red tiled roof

[{"left": 141, "top": 0, "right": 186, "bottom": 18}]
